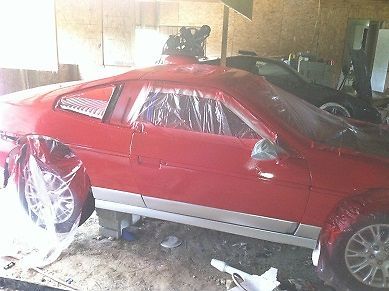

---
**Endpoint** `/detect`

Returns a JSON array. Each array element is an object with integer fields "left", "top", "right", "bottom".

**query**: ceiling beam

[{"left": 221, "top": 0, "right": 253, "bottom": 20}]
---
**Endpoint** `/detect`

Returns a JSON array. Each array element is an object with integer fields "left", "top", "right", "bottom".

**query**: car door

[{"left": 126, "top": 82, "right": 311, "bottom": 233}]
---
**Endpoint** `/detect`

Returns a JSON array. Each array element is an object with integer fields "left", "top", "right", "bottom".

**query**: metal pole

[
  {"left": 101, "top": 0, "right": 105, "bottom": 66},
  {"left": 221, "top": 5, "right": 229, "bottom": 66},
  {"left": 53, "top": 0, "right": 59, "bottom": 71}
]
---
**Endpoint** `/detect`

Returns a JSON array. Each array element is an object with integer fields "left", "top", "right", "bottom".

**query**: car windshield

[
  {"left": 254, "top": 60, "right": 309, "bottom": 85},
  {"left": 245, "top": 79, "right": 389, "bottom": 158}
]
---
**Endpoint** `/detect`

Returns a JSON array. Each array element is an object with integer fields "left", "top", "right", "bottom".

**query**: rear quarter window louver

[
  {"left": 58, "top": 97, "right": 108, "bottom": 119},
  {"left": 57, "top": 85, "right": 115, "bottom": 119}
]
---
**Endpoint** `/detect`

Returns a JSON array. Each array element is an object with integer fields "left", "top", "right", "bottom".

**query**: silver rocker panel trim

[
  {"left": 92, "top": 186, "right": 146, "bottom": 208},
  {"left": 92, "top": 186, "right": 298, "bottom": 234},
  {"left": 95, "top": 199, "right": 317, "bottom": 249},
  {"left": 294, "top": 224, "right": 321, "bottom": 240},
  {"left": 143, "top": 196, "right": 299, "bottom": 234}
]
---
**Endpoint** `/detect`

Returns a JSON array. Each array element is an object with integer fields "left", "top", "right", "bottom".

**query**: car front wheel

[
  {"left": 329, "top": 215, "right": 389, "bottom": 290},
  {"left": 19, "top": 163, "right": 84, "bottom": 233}
]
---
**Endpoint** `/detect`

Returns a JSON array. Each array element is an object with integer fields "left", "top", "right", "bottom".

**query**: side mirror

[{"left": 251, "top": 139, "right": 281, "bottom": 161}]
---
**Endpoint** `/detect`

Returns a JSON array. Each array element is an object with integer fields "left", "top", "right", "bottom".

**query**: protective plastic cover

[
  {"left": 258, "top": 86, "right": 389, "bottom": 158},
  {"left": 126, "top": 84, "right": 274, "bottom": 142},
  {"left": 0, "top": 135, "right": 88, "bottom": 267},
  {"left": 128, "top": 80, "right": 389, "bottom": 162}
]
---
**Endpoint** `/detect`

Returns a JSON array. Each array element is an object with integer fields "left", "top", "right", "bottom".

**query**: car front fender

[
  {"left": 0, "top": 131, "right": 19, "bottom": 188},
  {"left": 318, "top": 188, "right": 389, "bottom": 253},
  {"left": 314, "top": 189, "right": 389, "bottom": 287}
]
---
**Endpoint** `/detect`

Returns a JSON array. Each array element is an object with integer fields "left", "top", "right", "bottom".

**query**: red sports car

[{"left": 0, "top": 62, "right": 389, "bottom": 290}]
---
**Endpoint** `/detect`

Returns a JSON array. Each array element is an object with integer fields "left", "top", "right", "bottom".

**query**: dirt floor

[{"left": 0, "top": 213, "right": 334, "bottom": 291}]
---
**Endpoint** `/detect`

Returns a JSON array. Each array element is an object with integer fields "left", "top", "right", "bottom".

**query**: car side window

[{"left": 136, "top": 91, "right": 259, "bottom": 139}]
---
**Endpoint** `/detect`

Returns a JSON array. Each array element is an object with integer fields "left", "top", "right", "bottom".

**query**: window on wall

[
  {"left": 0, "top": 0, "right": 58, "bottom": 71},
  {"left": 133, "top": 25, "right": 206, "bottom": 67},
  {"left": 134, "top": 27, "right": 170, "bottom": 67}
]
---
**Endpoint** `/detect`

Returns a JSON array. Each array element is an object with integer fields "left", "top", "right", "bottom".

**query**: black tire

[{"left": 327, "top": 214, "right": 389, "bottom": 291}]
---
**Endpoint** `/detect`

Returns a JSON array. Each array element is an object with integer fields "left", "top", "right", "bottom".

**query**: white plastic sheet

[
  {"left": 228, "top": 268, "right": 279, "bottom": 291},
  {"left": 211, "top": 259, "right": 280, "bottom": 291},
  {"left": 0, "top": 136, "right": 88, "bottom": 267}
]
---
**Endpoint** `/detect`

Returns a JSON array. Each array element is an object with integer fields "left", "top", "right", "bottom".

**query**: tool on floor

[
  {"left": 6, "top": 255, "right": 78, "bottom": 291},
  {"left": 31, "top": 266, "right": 78, "bottom": 291}
]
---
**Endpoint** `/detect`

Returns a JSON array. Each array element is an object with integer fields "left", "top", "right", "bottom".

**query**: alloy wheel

[
  {"left": 24, "top": 170, "right": 75, "bottom": 224},
  {"left": 345, "top": 224, "right": 389, "bottom": 288}
]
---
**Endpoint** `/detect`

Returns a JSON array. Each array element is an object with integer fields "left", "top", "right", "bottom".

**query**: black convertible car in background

[{"left": 204, "top": 55, "right": 382, "bottom": 124}]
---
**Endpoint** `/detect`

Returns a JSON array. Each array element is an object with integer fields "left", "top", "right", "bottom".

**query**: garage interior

[
  {"left": 0, "top": 0, "right": 389, "bottom": 291},
  {"left": 1, "top": 0, "right": 388, "bottom": 97}
]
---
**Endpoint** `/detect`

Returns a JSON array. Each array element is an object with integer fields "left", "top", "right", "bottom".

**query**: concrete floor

[{"left": 0, "top": 213, "right": 334, "bottom": 291}]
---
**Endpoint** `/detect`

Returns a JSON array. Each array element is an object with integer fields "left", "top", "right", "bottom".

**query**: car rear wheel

[
  {"left": 320, "top": 102, "right": 351, "bottom": 118},
  {"left": 330, "top": 215, "right": 389, "bottom": 290}
]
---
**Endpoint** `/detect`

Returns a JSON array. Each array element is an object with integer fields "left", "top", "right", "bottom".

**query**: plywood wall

[
  {"left": 54, "top": 0, "right": 389, "bottom": 71},
  {"left": 171, "top": 0, "right": 389, "bottom": 79},
  {"left": 2, "top": 0, "right": 389, "bottom": 94},
  {"left": 55, "top": 0, "right": 103, "bottom": 66}
]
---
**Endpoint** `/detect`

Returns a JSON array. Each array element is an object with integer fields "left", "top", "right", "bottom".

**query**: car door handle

[{"left": 137, "top": 156, "right": 163, "bottom": 168}]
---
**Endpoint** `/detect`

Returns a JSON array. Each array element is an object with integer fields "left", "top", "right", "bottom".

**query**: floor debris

[
  {"left": 1, "top": 215, "right": 331, "bottom": 290},
  {"left": 30, "top": 266, "right": 78, "bottom": 290},
  {"left": 3, "top": 262, "right": 15, "bottom": 270},
  {"left": 160, "top": 235, "right": 183, "bottom": 249},
  {"left": 121, "top": 227, "right": 136, "bottom": 242},
  {"left": 211, "top": 259, "right": 280, "bottom": 291}
]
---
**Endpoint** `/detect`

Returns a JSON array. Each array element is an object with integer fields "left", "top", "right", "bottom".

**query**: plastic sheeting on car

[
  {"left": 127, "top": 85, "right": 262, "bottom": 140},
  {"left": 128, "top": 81, "right": 389, "bottom": 162},
  {"left": 0, "top": 135, "right": 89, "bottom": 267},
  {"left": 257, "top": 85, "right": 389, "bottom": 158}
]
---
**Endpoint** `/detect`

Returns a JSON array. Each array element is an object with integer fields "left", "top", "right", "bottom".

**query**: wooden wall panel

[
  {"left": 278, "top": 0, "right": 319, "bottom": 56},
  {"left": 159, "top": 2, "right": 179, "bottom": 26},
  {"left": 176, "top": 0, "right": 389, "bottom": 80},
  {"left": 230, "top": 0, "right": 283, "bottom": 56}
]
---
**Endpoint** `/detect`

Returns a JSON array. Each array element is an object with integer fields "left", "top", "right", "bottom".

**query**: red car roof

[{"left": 114, "top": 64, "right": 256, "bottom": 94}]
